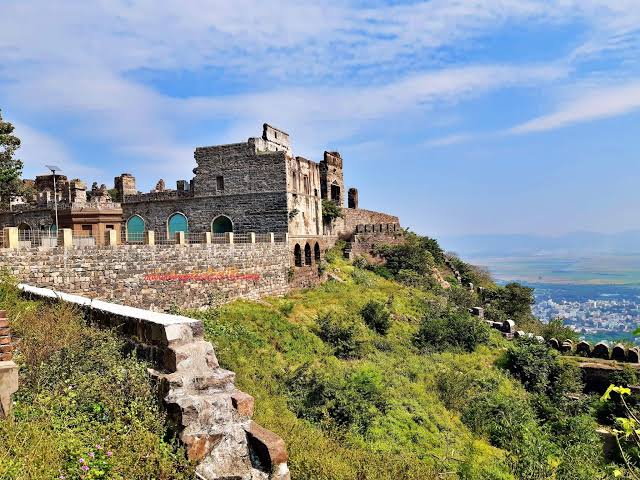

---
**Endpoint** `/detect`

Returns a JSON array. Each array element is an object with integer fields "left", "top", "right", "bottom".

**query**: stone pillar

[
  {"left": 144, "top": 231, "right": 155, "bottom": 246},
  {"left": 60, "top": 228, "right": 73, "bottom": 249},
  {"left": 204, "top": 232, "right": 212, "bottom": 244},
  {"left": 0, "top": 311, "right": 17, "bottom": 419},
  {"left": 348, "top": 188, "right": 358, "bottom": 209},
  {"left": 3, "top": 227, "right": 18, "bottom": 249},
  {"left": 225, "top": 232, "right": 234, "bottom": 244},
  {"left": 268, "top": 232, "right": 275, "bottom": 243},
  {"left": 284, "top": 233, "right": 289, "bottom": 243},
  {"left": 249, "top": 232, "right": 256, "bottom": 244},
  {"left": 175, "top": 231, "right": 186, "bottom": 245},
  {"left": 107, "top": 229, "right": 118, "bottom": 246}
]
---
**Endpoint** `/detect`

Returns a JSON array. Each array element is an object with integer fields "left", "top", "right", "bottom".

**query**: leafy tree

[
  {"left": 414, "top": 310, "right": 490, "bottom": 353},
  {"left": 0, "top": 110, "right": 24, "bottom": 207},
  {"left": 322, "top": 199, "right": 343, "bottom": 222},
  {"left": 376, "top": 233, "right": 434, "bottom": 276},
  {"left": 485, "top": 282, "right": 535, "bottom": 321}
]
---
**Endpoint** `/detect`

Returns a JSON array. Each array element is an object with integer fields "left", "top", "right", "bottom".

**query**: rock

[
  {"left": 231, "top": 390, "right": 255, "bottom": 418},
  {"left": 469, "top": 307, "right": 484, "bottom": 318},
  {"left": 592, "top": 342, "right": 610, "bottom": 360},
  {"left": 0, "top": 360, "right": 18, "bottom": 419},
  {"left": 534, "top": 335, "right": 545, "bottom": 344},
  {"left": 246, "top": 421, "right": 289, "bottom": 479},
  {"left": 548, "top": 338, "right": 560, "bottom": 350},
  {"left": 514, "top": 330, "right": 525, "bottom": 338}
]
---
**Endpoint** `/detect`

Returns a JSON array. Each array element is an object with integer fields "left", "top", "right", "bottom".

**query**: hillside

[{"left": 186, "top": 235, "right": 620, "bottom": 480}]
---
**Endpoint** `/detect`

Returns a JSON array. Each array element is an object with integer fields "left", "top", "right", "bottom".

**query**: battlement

[{"left": 322, "top": 151, "right": 343, "bottom": 168}]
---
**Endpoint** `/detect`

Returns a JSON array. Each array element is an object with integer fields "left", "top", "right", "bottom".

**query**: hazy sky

[{"left": 1, "top": 1, "right": 639, "bottom": 237}]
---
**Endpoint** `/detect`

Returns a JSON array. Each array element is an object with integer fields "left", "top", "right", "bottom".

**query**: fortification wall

[
  {"left": 342, "top": 208, "right": 400, "bottom": 232},
  {"left": 0, "top": 243, "right": 290, "bottom": 310}
]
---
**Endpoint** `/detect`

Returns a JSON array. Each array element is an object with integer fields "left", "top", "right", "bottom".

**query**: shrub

[
  {"left": 484, "top": 283, "right": 535, "bottom": 321},
  {"left": 360, "top": 300, "right": 391, "bottom": 335},
  {"left": 322, "top": 199, "right": 343, "bottom": 222},
  {"left": 316, "top": 311, "right": 364, "bottom": 359},
  {"left": 414, "top": 311, "right": 491, "bottom": 353},
  {"left": 541, "top": 318, "right": 580, "bottom": 343},
  {"left": 286, "top": 363, "right": 387, "bottom": 434}
]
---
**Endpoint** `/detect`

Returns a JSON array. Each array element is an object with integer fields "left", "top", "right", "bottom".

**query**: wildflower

[
  {"left": 95, "top": 444, "right": 102, "bottom": 450},
  {"left": 79, "top": 458, "right": 85, "bottom": 464},
  {"left": 106, "top": 451, "right": 113, "bottom": 458},
  {"left": 81, "top": 465, "right": 89, "bottom": 472},
  {"left": 88, "top": 452, "right": 95, "bottom": 458}
]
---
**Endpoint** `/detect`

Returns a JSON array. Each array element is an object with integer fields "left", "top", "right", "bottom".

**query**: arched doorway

[
  {"left": 168, "top": 212, "right": 188, "bottom": 236},
  {"left": 304, "top": 243, "right": 312, "bottom": 265},
  {"left": 126, "top": 215, "right": 145, "bottom": 242},
  {"left": 314, "top": 242, "right": 321, "bottom": 263},
  {"left": 211, "top": 215, "right": 233, "bottom": 234},
  {"left": 18, "top": 223, "right": 31, "bottom": 240},
  {"left": 294, "top": 244, "right": 302, "bottom": 267}
]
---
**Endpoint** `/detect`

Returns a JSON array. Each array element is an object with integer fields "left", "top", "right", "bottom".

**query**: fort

[{"left": 0, "top": 123, "right": 402, "bottom": 308}]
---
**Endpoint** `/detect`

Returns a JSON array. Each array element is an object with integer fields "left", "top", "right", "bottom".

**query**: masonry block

[{"left": 0, "top": 360, "right": 18, "bottom": 418}]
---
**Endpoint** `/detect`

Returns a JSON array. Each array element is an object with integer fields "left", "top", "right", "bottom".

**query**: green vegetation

[
  {"left": 187, "top": 234, "right": 620, "bottom": 479},
  {"left": 321, "top": 199, "right": 343, "bottom": 222},
  {"left": 0, "top": 279, "right": 194, "bottom": 480},
  {"left": 0, "top": 110, "right": 24, "bottom": 207}
]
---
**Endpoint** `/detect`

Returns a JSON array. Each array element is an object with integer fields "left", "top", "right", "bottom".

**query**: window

[
  {"left": 216, "top": 176, "right": 224, "bottom": 192},
  {"left": 168, "top": 213, "right": 188, "bottom": 236},
  {"left": 303, "top": 175, "right": 310, "bottom": 194},
  {"left": 294, "top": 244, "right": 302, "bottom": 267},
  {"left": 126, "top": 215, "right": 145, "bottom": 242},
  {"left": 314, "top": 242, "right": 321, "bottom": 263},
  {"left": 292, "top": 172, "right": 297, "bottom": 191},
  {"left": 331, "top": 183, "right": 341, "bottom": 202},
  {"left": 106, "top": 224, "right": 115, "bottom": 230},
  {"left": 81, "top": 225, "right": 92, "bottom": 235},
  {"left": 304, "top": 243, "right": 312, "bottom": 266},
  {"left": 211, "top": 215, "right": 233, "bottom": 233}
]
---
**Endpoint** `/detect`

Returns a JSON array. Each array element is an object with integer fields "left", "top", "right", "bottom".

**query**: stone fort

[{"left": 0, "top": 123, "right": 402, "bottom": 309}]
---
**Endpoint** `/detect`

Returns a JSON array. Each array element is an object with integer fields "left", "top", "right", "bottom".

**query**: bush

[
  {"left": 414, "top": 311, "right": 491, "bottom": 353},
  {"left": 360, "top": 300, "right": 391, "bottom": 335},
  {"left": 484, "top": 283, "right": 535, "bottom": 321},
  {"left": 376, "top": 234, "right": 434, "bottom": 276},
  {"left": 322, "top": 199, "right": 343, "bottom": 222},
  {"left": 316, "top": 311, "right": 364, "bottom": 359},
  {"left": 286, "top": 363, "right": 387, "bottom": 434}
]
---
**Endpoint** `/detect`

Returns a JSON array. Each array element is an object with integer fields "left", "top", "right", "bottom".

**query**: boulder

[
  {"left": 534, "top": 336, "right": 545, "bottom": 344},
  {"left": 514, "top": 330, "right": 526, "bottom": 338},
  {"left": 246, "top": 421, "right": 290, "bottom": 480}
]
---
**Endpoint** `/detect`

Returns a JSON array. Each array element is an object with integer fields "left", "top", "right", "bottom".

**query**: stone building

[
  {"left": 117, "top": 123, "right": 398, "bottom": 242},
  {"left": 0, "top": 174, "right": 123, "bottom": 245}
]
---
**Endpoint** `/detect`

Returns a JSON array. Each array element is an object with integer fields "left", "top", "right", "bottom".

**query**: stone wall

[
  {"left": 0, "top": 243, "right": 291, "bottom": 311},
  {"left": 17, "top": 284, "right": 289, "bottom": 480}
]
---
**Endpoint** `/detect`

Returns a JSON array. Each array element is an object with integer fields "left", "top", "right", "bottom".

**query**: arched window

[
  {"left": 18, "top": 223, "right": 31, "bottom": 239},
  {"left": 211, "top": 215, "right": 233, "bottom": 234},
  {"left": 49, "top": 224, "right": 58, "bottom": 235},
  {"left": 126, "top": 215, "right": 145, "bottom": 242},
  {"left": 168, "top": 212, "right": 188, "bottom": 236},
  {"left": 330, "top": 181, "right": 340, "bottom": 202},
  {"left": 294, "top": 244, "right": 302, "bottom": 267},
  {"left": 314, "top": 242, "right": 321, "bottom": 263},
  {"left": 304, "top": 243, "right": 312, "bottom": 265}
]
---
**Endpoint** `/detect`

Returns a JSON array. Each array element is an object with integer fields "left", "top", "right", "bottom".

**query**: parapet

[
  {"left": 262, "top": 124, "right": 290, "bottom": 149},
  {"left": 322, "top": 151, "right": 343, "bottom": 168}
]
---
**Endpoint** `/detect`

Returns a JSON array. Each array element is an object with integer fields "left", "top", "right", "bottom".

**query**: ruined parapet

[
  {"left": 560, "top": 340, "right": 573, "bottom": 353},
  {"left": 469, "top": 307, "right": 484, "bottom": 318},
  {"left": 348, "top": 188, "right": 358, "bottom": 209},
  {"left": 502, "top": 319, "right": 516, "bottom": 335},
  {"left": 612, "top": 344, "right": 627, "bottom": 362},
  {"left": 114, "top": 173, "right": 137, "bottom": 200},
  {"left": 548, "top": 338, "right": 560, "bottom": 350},
  {"left": 154, "top": 179, "right": 166, "bottom": 193},
  {"left": 17, "top": 284, "right": 290, "bottom": 480},
  {"left": 262, "top": 124, "right": 291, "bottom": 155},
  {"left": 576, "top": 341, "right": 591, "bottom": 356},
  {"left": 592, "top": 342, "right": 611, "bottom": 360},
  {"left": 628, "top": 348, "right": 640, "bottom": 364},
  {"left": 0, "top": 310, "right": 18, "bottom": 419}
]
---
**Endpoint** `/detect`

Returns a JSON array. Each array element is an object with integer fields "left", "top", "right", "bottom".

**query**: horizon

[{"left": 2, "top": 1, "right": 640, "bottom": 237}]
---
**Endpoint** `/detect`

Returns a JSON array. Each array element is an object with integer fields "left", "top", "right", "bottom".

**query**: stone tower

[
  {"left": 114, "top": 173, "right": 137, "bottom": 201},
  {"left": 348, "top": 188, "right": 358, "bottom": 209},
  {"left": 319, "top": 151, "right": 344, "bottom": 205}
]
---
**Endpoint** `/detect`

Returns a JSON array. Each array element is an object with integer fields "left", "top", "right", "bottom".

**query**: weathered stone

[
  {"left": 548, "top": 338, "right": 560, "bottom": 350},
  {"left": 0, "top": 360, "right": 18, "bottom": 418},
  {"left": 470, "top": 307, "right": 484, "bottom": 318},
  {"left": 502, "top": 319, "right": 516, "bottom": 334},
  {"left": 231, "top": 390, "right": 255, "bottom": 418},
  {"left": 628, "top": 348, "right": 640, "bottom": 363},
  {"left": 514, "top": 330, "right": 526, "bottom": 338},
  {"left": 592, "top": 342, "right": 610, "bottom": 359},
  {"left": 534, "top": 335, "right": 545, "bottom": 344},
  {"left": 246, "top": 421, "right": 289, "bottom": 478},
  {"left": 560, "top": 341, "right": 573, "bottom": 353},
  {"left": 612, "top": 344, "right": 627, "bottom": 362},
  {"left": 184, "top": 433, "right": 224, "bottom": 461},
  {"left": 576, "top": 341, "right": 591, "bottom": 356}
]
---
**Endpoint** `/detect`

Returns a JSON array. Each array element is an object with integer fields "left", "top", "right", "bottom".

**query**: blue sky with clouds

[{"left": 1, "top": 0, "right": 639, "bottom": 237}]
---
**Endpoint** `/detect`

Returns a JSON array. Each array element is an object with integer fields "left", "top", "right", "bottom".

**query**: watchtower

[{"left": 319, "top": 151, "right": 344, "bottom": 205}]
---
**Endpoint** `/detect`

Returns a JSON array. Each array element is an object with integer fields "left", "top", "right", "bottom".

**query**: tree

[{"left": 0, "top": 110, "right": 24, "bottom": 207}]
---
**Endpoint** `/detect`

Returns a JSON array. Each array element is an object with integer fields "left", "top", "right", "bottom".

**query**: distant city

[{"left": 530, "top": 284, "right": 640, "bottom": 344}]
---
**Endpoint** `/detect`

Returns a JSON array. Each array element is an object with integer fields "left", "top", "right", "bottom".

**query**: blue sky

[{"left": 1, "top": 0, "right": 639, "bottom": 237}]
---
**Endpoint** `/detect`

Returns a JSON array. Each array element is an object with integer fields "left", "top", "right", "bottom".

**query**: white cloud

[{"left": 510, "top": 81, "right": 640, "bottom": 133}]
